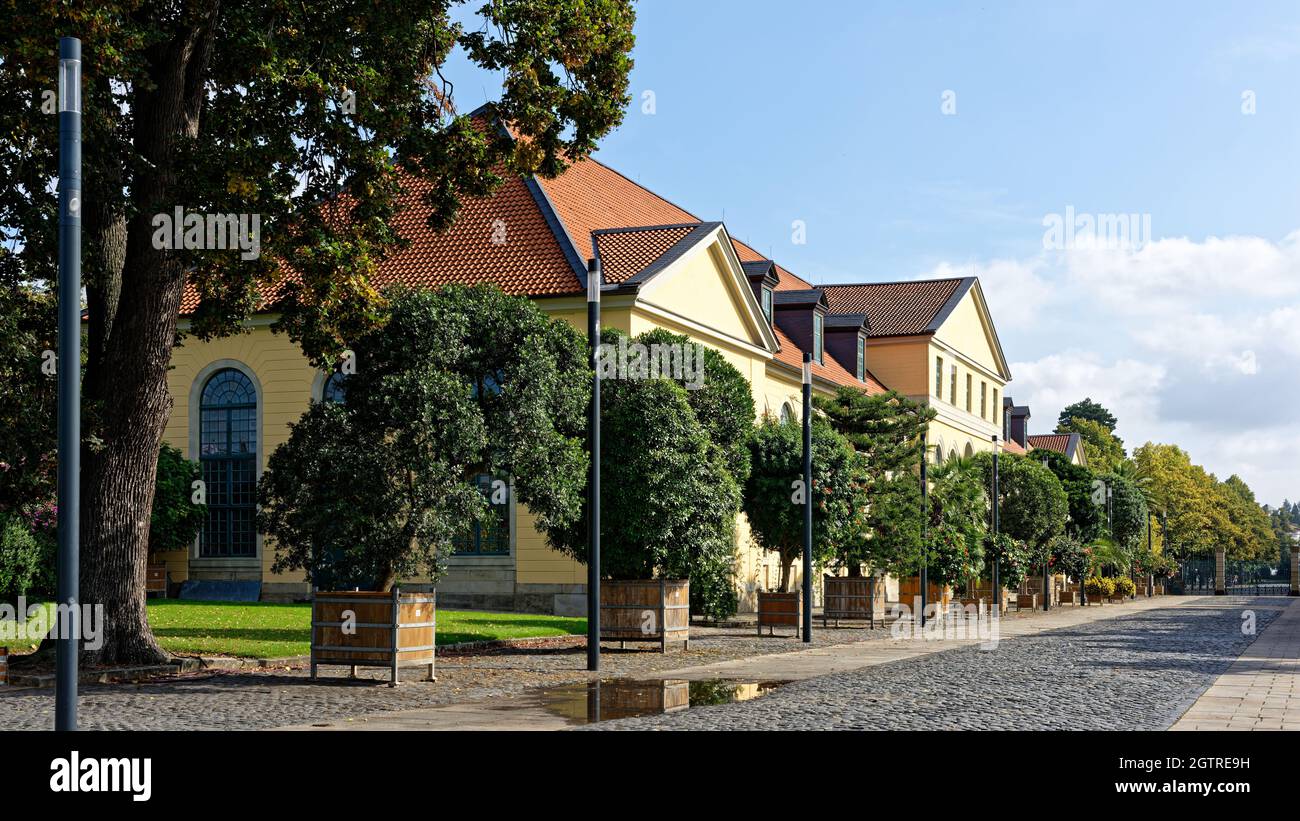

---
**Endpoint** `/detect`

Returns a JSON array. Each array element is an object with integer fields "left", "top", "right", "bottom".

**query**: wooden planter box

[
  {"left": 897, "top": 576, "right": 953, "bottom": 608},
  {"left": 1154, "top": 582, "right": 1166, "bottom": 596},
  {"left": 601, "top": 579, "right": 690, "bottom": 652},
  {"left": 1016, "top": 593, "right": 1039, "bottom": 610},
  {"left": 310, "top": 589, "right": 436, "bottom": 686},
  {"left": 1059, "top": 590, "right": 1076, "bottom": 604},
  {"left": 146, "top": 564, "right": 168, "bottom": 597},
  {"left": 0, "top": 646, "right": 7, "bottom": 686},
  {"left": 1108, "top": 596, "right": 1127, "bottom": 604},
  {"left": 1024, "top": 577, "right": 1059, "bottom": 606},
  {"left": 971, "top": 587, "right": 1009, "bottom": 614},
  {"left": 757, "top": 591, "right": 801, "bottom": 636},
  {"left": 822, "top": 575, "right": 882, "bottom": 627}
]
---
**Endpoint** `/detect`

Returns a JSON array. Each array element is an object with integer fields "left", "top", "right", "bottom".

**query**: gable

[
  {"left": 637, "top": 233, "right": 771, "bottom": 350},
  {"left": 930, "top": 281, "right": 1011, "bottom": 380}
]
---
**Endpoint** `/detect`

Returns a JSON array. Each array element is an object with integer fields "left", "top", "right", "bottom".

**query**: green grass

[
  {"left": 0, "top": 602, "right": 56, "bottom": 653},
  {"left": 141, "top": 599, "right": 585, "bottom": 659}
]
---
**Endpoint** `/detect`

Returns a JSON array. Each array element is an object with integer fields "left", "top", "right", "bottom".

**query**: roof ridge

[{"left": 822, "top": 276, "right": 968, "bottom": 289}]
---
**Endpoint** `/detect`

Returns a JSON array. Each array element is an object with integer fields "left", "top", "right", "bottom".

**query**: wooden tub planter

[
  {"left": 822, "top": 575, "right": 883, "bottom": 627},
  {"left": 588, "top": 679, "right": 690, "bottom": 722},
  {"left": 146, "top": 563, "right": 168, "bottom": 598},
  {"left": 0, "top": 646, "right": 7, "bottom": 686},
  {"left": 600, "top": 579, "right": 690, "bottom": 652},
  {"left": 897, "top": 576, "right": 953, "bottom": 608},
  {"left": 756, "top": 591, "right": 801, "bottom": 637},
  {"left": 1154, "top": 582, "right": 1166, "bottom": 596},
  {"left": 1059, "top": 590, "right": 1076, "bottom": 604},
  {"left": 310, "top": 589, "right": 436, "bottom": 686},
  {"left": 1016, "top": 593, "right": 1039, "bottom": 610}
]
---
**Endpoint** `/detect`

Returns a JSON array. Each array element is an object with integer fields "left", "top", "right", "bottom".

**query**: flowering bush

[
  {"left": 1113, "top": 577, "right": 1137, "bottom": 597},
  {"left": 985, "top": 533, "right": 1031, "bottom": 590},
  {"left": 925, "top": 524, "right": 984, "bottom": 587},
  {"left": 1085, "top": 576, "right": 1115, "bottom": 598}
]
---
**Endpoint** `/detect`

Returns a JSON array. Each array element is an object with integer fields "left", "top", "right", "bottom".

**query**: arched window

[
  {"left": 199, "top": 368, "right": 258, "bottom": 558},
  {"left": 321, "top": 370, "right": 348, "bottom": 404},
  {"left": 964, "top": 442, "right": 974, "bottom": 459},
  {"left": 780, "top": 402, "right": 796, "bottom": 425}
]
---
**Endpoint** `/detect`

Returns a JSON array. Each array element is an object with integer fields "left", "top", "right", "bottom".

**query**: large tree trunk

[
  {"left": 779, "top": 555, "right": 794, "bottom": 593},
  {"left": 79, "top": 9, "right": 219, "bottom": 665}
]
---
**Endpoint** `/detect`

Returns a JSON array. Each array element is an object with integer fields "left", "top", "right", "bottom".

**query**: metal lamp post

[
  {"left": 801, "top": 353, "right": 813, "bottom": 643},
  {"left": 586, "top": 258, "right": 601, "bottom": 672},
  {"left": 55, "top": 36, "right": 82, "bottom": 733},
  {"left": 990, "top": 434, "right": 1000, "bottom": 612},
  {"left": 920, "top": 430, "right": 928, "bottom": 628}
]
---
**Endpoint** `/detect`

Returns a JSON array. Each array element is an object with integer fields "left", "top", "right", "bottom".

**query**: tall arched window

[
  {"left": 780, "top": 402, "right": 796, "bottom": 425},
  {"left": 321, "top": 370, "right": 348, "bottom": 404},
  {"left": 200, "top": 368, "right": 258, "bottom": 557}
]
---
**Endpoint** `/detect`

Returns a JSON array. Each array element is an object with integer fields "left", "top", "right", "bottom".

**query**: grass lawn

[{"left": 143, "top": 599, "right": 585, "bottom": 659}]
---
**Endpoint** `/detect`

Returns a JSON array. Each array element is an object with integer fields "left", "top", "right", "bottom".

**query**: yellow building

[{"left": 158, "top": 119, "right": 1015, "bottom": 613}]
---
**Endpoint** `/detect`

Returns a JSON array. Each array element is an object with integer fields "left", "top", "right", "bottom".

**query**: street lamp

[
  {"left": 990, "top": 434, "right": 1000, "bottom": 612},
  {"left": 920, "top": 430, "right": 928, "bottom": 628},
  {"left": 586, "top": 258, "right": 601, "bottom": 672},
  {"left": 801, "top": 354, "right": 813, "bottom": 643},
  {"left": 55, "top": 36, "right": 82, "bottom": 733}
]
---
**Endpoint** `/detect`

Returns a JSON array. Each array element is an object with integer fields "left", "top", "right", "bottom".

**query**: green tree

[
  {"left": 149, "top": 444, "right": 206, "bottom": 555},
  {"left": 1057, "top": 417, "right": 1126, "bottom": 472},
  {"left": 923, "top": 457, "right": 988, "bottom": 585},
  {"left": 0, "top": 2, "right": 635, "bottom": 663},
  {"left": 546, "top": 329, "right": 744, "bottom": 620},
  {"left": 742, "top": 416, "right": 861, "bottom": 592},
  {"left": 974, "top": 451, "right": 1068, "bottom": 565},
  {"left": 1133, "top": 443, "right": 1230, "bottom": 560},
  {"left": 1035, "top": 449, "right": 1102, "bottom": 543},
  {"left": 1104, "top": 473, "right": 1149, "bottom": 552},
  {"left": 259, "top": 285, "right": 590, "bottom": 591},
  {"left": 814, "top": 387, "right": 933, "bottom": 576},
  {"left": 1056, "top": 398, "right": 1117, "bottom": 431},
  {"left": 1216, "top": 475, "right": 1275, "bottom": 561},
  {"left": 0, "top": 285, "right": 58, "bottom": 514}
]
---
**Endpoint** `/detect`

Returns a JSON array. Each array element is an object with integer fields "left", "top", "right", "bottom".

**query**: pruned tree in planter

[
  {"left": 258, "top": 285, "right": 590, "bottom": 590},
  {"left": 814, "top": 387, "right": 933, "bottom": 577},
  {"left": 974, "top": 451, "right": 1067, "bottom": 590},
  {"left": 0, "top": 1, "right": 634, "bottom": 663},
  {"left": 545, "top": 329, "right": 746, "bottom": 621},
  {"left": 920, "top": 457, "right": 989, "bottom": 588},
  {"left": 743, "top": 415, "right": 862, "bottom": 592}
]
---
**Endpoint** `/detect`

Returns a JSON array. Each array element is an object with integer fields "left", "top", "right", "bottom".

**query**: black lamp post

[
  {"left": 990, "top": 434, "right": 1000, "bottom": 612},
  {"left": 801, "top": 353, "right": 813, "bottom": 643},
  {"left": 586, "top": 258, "right": 601, "bottom": 672},
  {"left": 55, "top": 36, "right": 82, "bottom": 733},
  {"left": 920, "top": 430, "right": 928, "bottom": 628}
]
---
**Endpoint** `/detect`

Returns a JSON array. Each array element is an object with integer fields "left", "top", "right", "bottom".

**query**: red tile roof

[
  {"left": 1027, "top": 434, "right": 1073, "bottom": 456},
  {"left": 822, "top": 279, "right": 967, "bottom": 337},
  {"left": 1002, "top": 439, "right": 1028, "bottom": 455},
  {"left": 592, "top": 224, "right": 698, "bottom": 284},
  {"left": 535, "top": 156, "right": 697, "bottom": 259}
]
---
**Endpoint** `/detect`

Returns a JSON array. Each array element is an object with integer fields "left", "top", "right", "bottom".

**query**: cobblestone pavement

[
  {"left": 586, "top": 597, "right": 1284, "bottom": 731},
  {"left": 0, "top": 624, "right": 886, "bottom": 731}
]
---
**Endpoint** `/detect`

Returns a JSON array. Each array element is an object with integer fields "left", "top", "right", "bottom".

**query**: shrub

[
  {"left": 1049, "top": 534, "right": 1090, "bottom": 581},
  {"left": 150, "top": 444, "right": 206, "bottom": 555},
  {"left": 1113, "top": 576, "right": 1136, "bottom": 597},
  {"left": 0, "top": 512, "right": 55, "bottom": 601},
  {"left": 1085, "top": 576, "right": 1115, "bottom": 598},
  {"left": 985, "top": 533, "right": 1031, "bottom": 590}
]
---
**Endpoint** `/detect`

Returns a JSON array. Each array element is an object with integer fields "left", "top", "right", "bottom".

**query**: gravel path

[
  {"left": 0, "top": 624, "right": 886, "bottom": 731},
  {"left": 585, "top": 598, "right": 1284, "bottom": 731}
]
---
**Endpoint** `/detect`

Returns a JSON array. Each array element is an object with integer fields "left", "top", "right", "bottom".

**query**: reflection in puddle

[{"left": 533, "top": 678, "right": 786, "bottom": 724}]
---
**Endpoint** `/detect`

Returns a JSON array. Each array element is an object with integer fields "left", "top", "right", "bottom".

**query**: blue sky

[{"left": 448, "top": 1, "right": 1300, "bottom": 504}]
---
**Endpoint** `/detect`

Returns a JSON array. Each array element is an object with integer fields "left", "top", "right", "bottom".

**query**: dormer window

[
  {"left": 856, "top": 335, "right": 865, "bottom": 381},
  {"left": 761, "top": 287, "right": 773, "bottom": 323},
  {"left": 813, "top": 313, "right": 824, "bottom": 364}
]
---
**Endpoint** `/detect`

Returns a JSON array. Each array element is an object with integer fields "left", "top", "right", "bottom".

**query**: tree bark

[
  {"left": 79, "top": 7, "right": 219, "bottom": 665},
  {"left": 779, "top": 555, "right": 793, "bottom": 593}
]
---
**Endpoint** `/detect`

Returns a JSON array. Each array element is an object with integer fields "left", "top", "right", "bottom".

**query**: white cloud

[
  {"left": 1007, "top": 351, "right": 1165, "bottom": 431},
  {"left": 923, "top": 258, "right": 1055, "bottom": 331}
]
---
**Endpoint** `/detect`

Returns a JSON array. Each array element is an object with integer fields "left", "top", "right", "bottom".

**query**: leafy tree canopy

[
  {"left": 149, "top": 444, "right": 205, "bottom": 555},
  {"left": 1056, "top": 398, "right": 1117, "bottom": 432},
  {"left": 1058, "top": 417, "right": 1126, "bottom": 473},
  {"left": 743, "top": 414, "right": 861, "bottom": 591},
  {"left": 258, "top": 285, "right": 590, "bottom": 590}
]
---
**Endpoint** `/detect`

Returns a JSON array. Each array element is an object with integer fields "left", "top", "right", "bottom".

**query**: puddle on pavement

[{"left": 518, "top": 678, "right": 787, "bottom": 725}]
